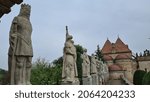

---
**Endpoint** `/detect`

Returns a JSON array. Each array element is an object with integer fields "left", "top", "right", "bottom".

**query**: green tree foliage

[
  {"left": 31, "top": 58, "right": 62, "bottom": 85},
  {"left": 142, "top": 71, "right": 150, "bottom": 85},
  {"left": 52, "top": 57, "right": 63, "bottom": 67},
  {"left": 0, "top": 68, "right": 8, "bottom": 85},
  {"left": 133, "top": 70, "right": 146, "bottom": 85},
  {"left": 31, "top": 44, "right": 84, "bottom": 85},
  {"left": 75, "top": 44, "right": 84, "bottom": 84},
  {"left": 95, "top": 45, "right": 104, "bottom": 62}
]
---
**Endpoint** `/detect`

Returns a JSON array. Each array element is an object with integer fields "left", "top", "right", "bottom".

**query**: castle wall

[
  {"left": 115, "top": 59, "right": 132, "bottom": 70},
  {"left": 139, "top": 61, "right": 150, "bottom": 71},
  {"left": 106, "top": 61, "right": 113, "bottom": 66},
  {"left": 115, "top": 59, "right": 133, "bottom": 82},
  {"left": 109, "top": 71, "right": 125, "bottom": 80}
]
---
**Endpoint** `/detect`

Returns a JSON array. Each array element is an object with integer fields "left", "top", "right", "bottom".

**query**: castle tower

[{"left": 101, "top": 37, "right": 134, "bottom": 82}]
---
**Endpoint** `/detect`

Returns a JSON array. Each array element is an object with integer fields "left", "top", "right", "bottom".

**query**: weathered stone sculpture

[
  {"left": 90, "top": 54, "right": 98, "bottom": 85},
  {"left": 61, "top": 26, "right": 79, "bottom": 85},
  {"left": 81, "top": 48, "right": 90, "bottom": 77},
  {"left": 8, "top": 4, "right": 33, "bottom": 85},
  {"left": 91, "top": 54, "right": 97, "bottom": 74},
  {"left": 103, "top": 63, "right": 109, "bottom": 84},
  {"left": 95, "top": 57, "right": 103, "bottom": 85},
  {"left": 81, "top": 48, "right": 92, "bottom": 85},
  {"left": 96, "top": 58, "right": 109, "bottom": 85}
]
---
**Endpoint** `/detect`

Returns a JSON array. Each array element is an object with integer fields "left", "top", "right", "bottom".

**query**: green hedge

[
  {"left": 142, "top": 71, "right": 150, "bottom": 85},
  {"left": 133, "top": 70, "right": 146, "bottom": 85}
]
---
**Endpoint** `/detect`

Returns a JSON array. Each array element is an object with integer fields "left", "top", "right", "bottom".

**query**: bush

[
  {"left": 142, "top": 71, "right": 150, "bottom": 85},
  {"left": 31, "top": 58, "right": 62, "bottom": 85},
  {"left": 133, "top": 70, "right": 146, "bottom": 85}
]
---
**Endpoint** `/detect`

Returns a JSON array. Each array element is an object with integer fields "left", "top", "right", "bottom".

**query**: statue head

[
  {"left": 19, "top": 4, "right": 31, "bottom": 19},
  {"left": 71, "top": 39, "right": 74, "bottom": 44},
  {"left": 66, "top": 34, "right": 73, "bottom": 40},
  {"left": 83, "top": 48, "right": 87, "bottom": 53}
]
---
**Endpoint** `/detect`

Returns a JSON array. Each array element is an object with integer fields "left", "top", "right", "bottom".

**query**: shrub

[
  {"left": 133, "top": 70, "right": 146, "bottom": 85},
  {"left": 142, "top": 71, "right": 150, "bottom": 85},
  {"left": 31, "top": 58, "right": 62, "bottom": 85}
]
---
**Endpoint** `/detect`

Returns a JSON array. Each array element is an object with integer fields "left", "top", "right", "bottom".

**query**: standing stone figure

[
  {"left": 62, "top": 26, "right": 79, "bottom": 85},
  {"left": 91, "top": 54, "right": 97, "bottom": 74},
  {"left": 81, "top": 48, "right": 92, "bottom": 85},
  {"left": 81, "top": 48, "right": 90, "bottom": 77},
  {"left": 90, "top": 54, "right": 98, "bottom": 85},
  {"left": 8, "top": 4, "right": 33, "bottom": 85},
  {"left": 95, "top": 57, "right": 103, "bottom": 85},
  {"left": 103, "top": 63, "right": 109, "bottom": 83}
]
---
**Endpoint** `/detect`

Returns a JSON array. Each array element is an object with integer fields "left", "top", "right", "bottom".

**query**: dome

[
  {"left": 103, "top": 55, "right": 113, "bottom": 61},
  {"left": 108, "top": 64, "right": 123, "bottom": 71},
  {"left": 115, "top": 54, "right": 130, "bottom": 60}
]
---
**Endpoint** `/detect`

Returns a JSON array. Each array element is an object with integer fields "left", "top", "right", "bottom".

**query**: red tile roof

[
  {"left": 102, "top": 37, "right": 131, "bottom": 54},
  {"left": 101, "top": 39, "right": 112, "bottom": 54}
]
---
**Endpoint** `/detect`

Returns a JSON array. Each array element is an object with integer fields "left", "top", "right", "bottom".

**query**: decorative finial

[
  {"left": 118, "top": 34, "right": 120, "bottom": 38},
  {"left": 107, "top": 37, "right": 109, "bottom": 40}
]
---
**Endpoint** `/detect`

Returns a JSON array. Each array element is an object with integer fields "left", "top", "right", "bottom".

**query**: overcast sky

[{"left": 0, "top": 0, "right": 150, "bottom": 70}]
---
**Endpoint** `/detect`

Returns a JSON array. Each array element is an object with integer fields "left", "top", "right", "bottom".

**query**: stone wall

[{"left": 139, "top": 61, "right": 150, "bottom": 71}]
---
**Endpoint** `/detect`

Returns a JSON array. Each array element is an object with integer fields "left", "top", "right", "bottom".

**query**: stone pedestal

[
  {"left": 82, "top": 76, "right": 92, "bottom": 85},
  {"left": 91, "top": 74, "right": 98, "bottom": 85},
  {"left": 61, "top": 78, "right": 80, "bottom": 85}
]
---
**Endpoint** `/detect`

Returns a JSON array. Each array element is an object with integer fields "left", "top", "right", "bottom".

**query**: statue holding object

[{"left": 8, "top": 4, "right": 33, "bottom": 85}]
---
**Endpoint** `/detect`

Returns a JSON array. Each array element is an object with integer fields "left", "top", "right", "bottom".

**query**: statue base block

[
  {"left": 61, "top": 78, "right": 80, "bottom": 85},
  {"left": 82, "top": 76, "right": 92, "bottom": 85},
  {"left": 91, "top": 74, "right": 98, "bottom": 85}
]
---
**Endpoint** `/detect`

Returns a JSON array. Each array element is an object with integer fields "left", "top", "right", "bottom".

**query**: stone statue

[
  {"left": 95, "top": 57, "right": 102, "bottom": 84},
  {"left": 90, "top": 54, "right": 98, "bottom": 85},
  {"left": 91, "top": 54, "right": 97, "bottom": 74},
  {"left": 103, "top": 63, "right": 109, "bottom": 83},
  {"left": 8, "top": 4, "right": 33, "bottom": 85},
  {"left": 62, "top": 26, "right": 79, "bottom": 84},
  {"left": 81, "top": 48, "right": 90, "bottom": 77}
]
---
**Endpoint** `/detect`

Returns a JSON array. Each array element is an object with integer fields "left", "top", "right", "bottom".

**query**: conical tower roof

[
  {"left": 101, "top": 37, "right": 131, "bottom": 54},
  {"left": 115, "top": 37, "right": 131, "bottom": 53},
  {"left": 101, "top": 38, "right": 112, "bottom": 54}
]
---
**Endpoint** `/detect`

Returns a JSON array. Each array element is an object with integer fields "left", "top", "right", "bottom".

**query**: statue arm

[{"left": 9, "top": 17, "right": 18, "bottom": 52}]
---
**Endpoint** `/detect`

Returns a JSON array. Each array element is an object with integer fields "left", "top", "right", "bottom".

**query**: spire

[
  {"left": 117, "top": 34, "right": 120, "bottom": 38},
  {"left": 115, "top": 37, "right": 131, "bottom": 52},
  {"left": 115, "top": 37, "right": 125, "bottom": 46},
  {"left": 101, "top": 38, "right": 112, "bottom": 54},
  {"left": 107, "top": 37, "right": 109, "bottom": 41}
]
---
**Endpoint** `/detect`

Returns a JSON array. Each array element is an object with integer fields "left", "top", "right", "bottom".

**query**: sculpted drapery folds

[
  {"left": 91, "top": 54, "right": 97, "bottom": 74},
  {"left": 8, "top": 4, "right": 33, "bottom": 85},
  {"left": 81, "top": 48, "right": 90, "bottom": 77},
  {"left": 62, "top": 26, "right": 78, "bottom": 82}
]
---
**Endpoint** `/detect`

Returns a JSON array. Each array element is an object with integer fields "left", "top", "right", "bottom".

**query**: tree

[
  {"left": 30, "top": 58, "right": 62, "bottom": 85},
  {"left": 75, "top": 44, "right": 84, "bottom": 84},
  {"left": 0, "top": 69, "right": 9, "bottom": 85},
  {"left": 30, "top": 44, "right": 84, "bottom": 85},
  {"left": 52, "top": 57, "right": 63, "bottom": 67},
  {"left": 95, "top": 45, "right": 104, "bottom": 62}
]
